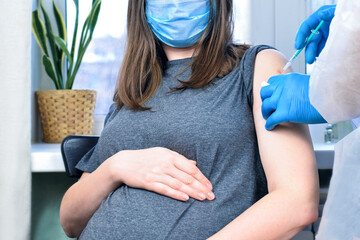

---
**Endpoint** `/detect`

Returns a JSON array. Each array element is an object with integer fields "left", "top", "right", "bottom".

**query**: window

[
  {"left": 233, "top": 0, "right": 251, "bottom": 44},
  {"left": 67, "top": 1, "right": 128, "bottom": 115},
  {"left": 66, "top": 1, "right": 251, "bottom": 115}
]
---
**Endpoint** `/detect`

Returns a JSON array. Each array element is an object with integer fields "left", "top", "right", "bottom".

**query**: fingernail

[
  {"left": 207, "top": 183, "right": 213, "bottom": 190},
  {"left": 198, "top": 193, "right": 206, "bottom": 200},
  {"left": 207, "top": 192, "right": 215, "bottom": 200},
  {"left": 181, "top": 194, "right": 189, "bottom": 201}
]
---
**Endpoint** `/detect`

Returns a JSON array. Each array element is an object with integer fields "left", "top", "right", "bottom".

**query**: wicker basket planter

[{"left": 36, "top": 90, "right": 97, "bottom": 143}]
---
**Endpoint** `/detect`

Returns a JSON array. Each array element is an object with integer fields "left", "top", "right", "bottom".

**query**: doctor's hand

[
  {"left": 295, "top": 5, "right": 336, "bottom": 64},
  {"left": 261, "top": 73, "right": 326, "bottom": 131},
  {"left": 108, "top": 147, "right": 215, "bottom": 202}
]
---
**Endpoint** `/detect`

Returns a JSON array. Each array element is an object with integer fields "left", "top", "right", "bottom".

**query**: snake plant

[{"left": 32, "top": 0, "right": 102, "bottom": 89}]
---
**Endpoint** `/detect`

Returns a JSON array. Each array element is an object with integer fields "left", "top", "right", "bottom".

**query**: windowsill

[
  {"left": 31, "top": 143, "right": 64, "bottom": 172},
  {"left": 31, "top": 142, "right": 336, "bottom": 173},
  {"left": 314, "top": 142, "right": 336, "bottom": 169},
  {"left": 31, "top": 115, "right": 105, "bottom": 173}
]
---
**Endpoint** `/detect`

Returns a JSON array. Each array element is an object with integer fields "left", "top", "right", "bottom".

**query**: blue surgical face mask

[{"left": 145, "top": 0, "right": 211, "bottom": 48}]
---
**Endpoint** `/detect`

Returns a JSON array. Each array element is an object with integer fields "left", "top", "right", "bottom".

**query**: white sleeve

[{"left": 309, "top": 0, "right": 360, "bottom": 124}]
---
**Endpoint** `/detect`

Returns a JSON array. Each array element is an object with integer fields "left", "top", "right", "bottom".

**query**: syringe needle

[
  {"left": 283, "top": 60, "right": 293, "bottom": 72},
  {"left": 283, "top": 20, "right": 325, "bottom": 72}
]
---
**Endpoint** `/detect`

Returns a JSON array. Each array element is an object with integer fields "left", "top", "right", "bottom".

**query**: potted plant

[{"left": 32, "top": 0, "right": 102, "bottom": 143}]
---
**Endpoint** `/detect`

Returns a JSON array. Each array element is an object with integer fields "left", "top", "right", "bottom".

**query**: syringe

[{"left": 283, "top": 20, "right": 325, "bottom": 72}]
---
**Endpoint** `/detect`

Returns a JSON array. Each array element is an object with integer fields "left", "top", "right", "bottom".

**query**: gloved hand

[
  {"left": 295, "top": 5, "right": 336, "bottom": 64},
  {"left": 261, "top": 73, "right": 326, "bottom": 131}
]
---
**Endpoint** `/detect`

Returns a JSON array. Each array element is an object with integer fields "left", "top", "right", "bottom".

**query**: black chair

[{"left": 61, "top": 135, "right": 99, "bottom": 178}]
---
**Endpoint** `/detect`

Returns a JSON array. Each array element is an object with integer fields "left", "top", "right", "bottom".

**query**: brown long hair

[{"left": 114, "top": 0, "right": 250, "bottom": 110}]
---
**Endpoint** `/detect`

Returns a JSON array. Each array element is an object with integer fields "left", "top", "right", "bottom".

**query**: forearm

[
  {"left": 209, "top": 188, "right": 318, "bottom": 240},
  {"left": 60, "top": 158, "right": 120, "bottom": 238}
]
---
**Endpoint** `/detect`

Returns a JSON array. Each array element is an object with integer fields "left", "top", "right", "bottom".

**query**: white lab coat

[
  {"left": 352, "top": 117, "right": 360, "bottom": 129},
  {"left": 309, "top": 0, "right": 360, "bottom": 239},
  {"left": 310, "top": 0, "right": 360, "bottom": 124}
]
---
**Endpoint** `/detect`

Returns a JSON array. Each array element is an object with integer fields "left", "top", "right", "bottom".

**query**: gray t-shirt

[{"left": 76, "top": 45, "right": 271, "bottom": 239}]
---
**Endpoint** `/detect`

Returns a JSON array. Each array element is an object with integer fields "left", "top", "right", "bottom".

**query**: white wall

[
  {"left": 250, "top": 0, "right": 306, "bottom": 73},
  {"left": 250, "top": 0, "right": 276, "bottom": 46},
  {"left": 0, "top": 1, "right": 32, "bottom": 239}
]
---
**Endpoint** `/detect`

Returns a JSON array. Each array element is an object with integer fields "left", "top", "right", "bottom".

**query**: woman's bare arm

[
  {"left": 209, "top": 49, "right": 319, "bottom": 240},
  {"left": 60, "top": 159, "right": 119, "bottom": 238}
]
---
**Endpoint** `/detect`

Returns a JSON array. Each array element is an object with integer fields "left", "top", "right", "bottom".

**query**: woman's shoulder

[
  {"left": 253, "top": 47, "right": 288, "bottom": 73},
  {"left": 223, "top": 45, "right": 287, "bottom": 106},
  {"left": 227, "top": 45, "right": 277, "bottom": 77},
  {"left": 104, "top": 103, "right": 121, "bottom": 127},
  {"left": 234, "top": 45, "right": 288, "bottom": 83},
  {"left": 252, "top": 47, "right": 289, "bottom": 109},
  {"left": 239, "top": 45, "right": 279, "bottom": 67},
  {"left": 252, "top": 47, "right": 289, "bottom": 86}
]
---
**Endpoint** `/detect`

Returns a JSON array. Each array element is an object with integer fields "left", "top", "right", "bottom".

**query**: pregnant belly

[{"left": 79, "top": 186, "right": 249, "bottom": 240}]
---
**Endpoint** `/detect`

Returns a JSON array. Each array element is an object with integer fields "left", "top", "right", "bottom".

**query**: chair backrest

[{"left": 61, "top": 135, "right": 99, "bottom": 178}]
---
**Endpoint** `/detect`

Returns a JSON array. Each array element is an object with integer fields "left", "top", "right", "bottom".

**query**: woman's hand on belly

[{"left": 108, "top": 147, "right": 215, "bottom": 202}]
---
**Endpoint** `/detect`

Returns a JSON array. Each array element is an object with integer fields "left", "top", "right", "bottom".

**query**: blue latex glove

[
  {"left": 295, "top": 5, "right": 336, "bottom": 64},
  {"left": 261, "top": 73, "right": 327, "bottom": 131}
]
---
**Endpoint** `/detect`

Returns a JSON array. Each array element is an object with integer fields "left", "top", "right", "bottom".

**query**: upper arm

[
  {"left": 80, "top": 172, "right": 91, "bottom": 181},
  {"left": 252, "top": 49, "right": 318, "bottom": 196}
]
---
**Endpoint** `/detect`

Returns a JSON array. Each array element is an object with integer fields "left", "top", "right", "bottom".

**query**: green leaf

[
  {"left": 68, "top": 0, "right": 102, "bottom": 89},
  {"left": 89, "top": 0, "right": 101, "bottom": 32},
  {"left": 67, "top": 35, "right": 91, "bottom": 89},
  {"left": 78, "top": 16, "right": 90, "bottom": 50},
  {"left": 52, "top": 1, "right": 66, "bottom": 43},
  {"left": 70, "top": 0, "right": 79, "bottom": 69},
  {"left": 40, "top": 0, "right": 63, "bottom": 88},
  {"left": 42, "top": 55, "right": 60, "bottom": 89},
  {"left": 53, "top": 34, "right": 73, "bottom": 72},
  {"left": 78, "top": 0, "right": 101, "bottom": 49},
  {"left": 52, "top": 1, "right": 67, "bottom": 72},
  {"left": 73, "top": 0, "right": 79, "bottom": 8},
  {"left": 32, "top": 10, "right": 49, "bottom": 56}
]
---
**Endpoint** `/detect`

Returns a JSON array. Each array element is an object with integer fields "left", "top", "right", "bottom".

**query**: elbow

[
  {"left": 60, "top": 216, "right": 79, "bottom": 238},
  {"left": 63, "top": 230, "right": 78, "bottom": 239},
  {"left": 299, "top": 202, "right": 318, "bottom": 227},
  {"left": 60, "top": 205, "right": 82, "bottom": 238},
  {"left": 294, "top": 192, "right": 319, "bottom": 228},
  {"left": 300, "top": 185, "right": 320, "bottom": 227},
  {"left": 273, "top": 185, "right": 319, "bottom": 229},
  {"left": 60, "top": 219, "right": 81, "bottom": 238}
]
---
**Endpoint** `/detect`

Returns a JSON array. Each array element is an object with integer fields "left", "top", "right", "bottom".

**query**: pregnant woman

[{"left": 60, "top": 0, "right": 319, "bottom": 239}]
